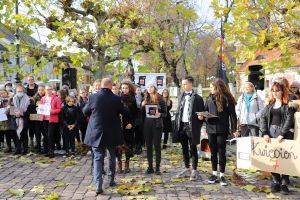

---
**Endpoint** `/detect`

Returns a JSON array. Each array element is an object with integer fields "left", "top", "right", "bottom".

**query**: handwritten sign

[
  {"left": 0, "top": 108, "right": 8, "bottom": 122},
  {"left": 237, "top": 137, "right": 300, "bottom": 176},
  {"left": 37, "top": 105, "right": 51, "bottom": 116}
]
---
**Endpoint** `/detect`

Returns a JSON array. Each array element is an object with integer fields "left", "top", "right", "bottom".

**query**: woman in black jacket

[
  {"left": 260, "top": 82, "right": 295, "bottom": 195},
  {"left": 142, "top": 83, "right": 167, "bottom": 175},
  {"left": 199, "top": 79, "right": 237, "bottom": 186},
  {"left": 117, "top": 81, "right": 138, "bottom": 173},
  {"left": 162, "top": 89, "right": 172, "bottom": 149}
]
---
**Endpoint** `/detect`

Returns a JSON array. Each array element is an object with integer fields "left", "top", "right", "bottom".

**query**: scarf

[
  {"left": 243, "top": 93, "right": 253, "bottom": 112},
  {"left": 13, "top": 94, "right": 30, "bottom": 137}
]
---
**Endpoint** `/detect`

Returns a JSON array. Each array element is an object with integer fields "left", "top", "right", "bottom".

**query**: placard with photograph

[{"left": 145, "top": 104, "right": 159, "bottom": 118}]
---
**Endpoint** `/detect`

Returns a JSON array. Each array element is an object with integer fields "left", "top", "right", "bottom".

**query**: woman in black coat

[
  {"left": 117, "top": 81, "right": 138, "bottom": 173},
  {"left": 78, "top": 88, "right": 89, "bottom": 143},
  {"left": 162, "top": 89, "right": 172, "bottom": 149},
  {"left": 260, "top": 82, "right": 295, "bottom": 195},
  {"left": 199, "top": 79, "right": 237, "bottom": 186}
]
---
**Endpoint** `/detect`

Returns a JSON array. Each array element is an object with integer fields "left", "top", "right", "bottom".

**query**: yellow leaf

[{"left": 266, "top": 193, "right": 281, "bottom": 199}]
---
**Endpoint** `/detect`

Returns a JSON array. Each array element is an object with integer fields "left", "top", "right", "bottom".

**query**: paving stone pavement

[{"left": 0, "top": 144, "right": 300, "bottom": 200}]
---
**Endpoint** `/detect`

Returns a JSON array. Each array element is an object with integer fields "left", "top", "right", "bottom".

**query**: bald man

[{"left": 83, "top": 77, "right": 127, "bottom": 195}]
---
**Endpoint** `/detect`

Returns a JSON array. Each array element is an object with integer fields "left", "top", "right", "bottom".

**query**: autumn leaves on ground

[{"left": 1, "top": 144, "right": 300, "bottom": 199}]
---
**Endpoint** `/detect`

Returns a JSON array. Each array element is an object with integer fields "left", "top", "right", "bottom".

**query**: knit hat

[{"left": 290, "top": 81, "right": 300, "bottom": 89}]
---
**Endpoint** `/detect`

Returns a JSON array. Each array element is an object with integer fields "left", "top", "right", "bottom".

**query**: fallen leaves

[
  {"left": 113, "top": 180, "right": 153, "bottom": 196},
  {"left": 54, "top": 181, "right": 67, "bottom": 188},
  {"left": 7, "top": 189, "right": 25, "bottom": 197},
  {"left": 35, "top": 159, "right": 55, "bottom": 168},
  {"left": 170, "top": 177, "right": 189, "bottom": 183},
  {"left": 41, "top": 192, "right": 60, "bottom": 200},
  {"left": 18, "top": 156, "right": 33, "bottom": 164},
  {"left": 266, "top": 193, "right": 281, "bottom": 199},
  {"left": 30, "top": 185, "right": 45, "bottom": 193},
  {"left": 61, "top": 158, "right": 79, "bottom": 168},
  {"left": 240, "top": 184, "right": 271, "bottom": 193}
]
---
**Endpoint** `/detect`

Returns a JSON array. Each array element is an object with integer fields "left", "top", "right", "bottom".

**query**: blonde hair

[
  {"left": 65, "top": 96, "right": 76, "bottom": 103},
  {"left": 243, "top": 82, "right": 255, "bottom": 93}
]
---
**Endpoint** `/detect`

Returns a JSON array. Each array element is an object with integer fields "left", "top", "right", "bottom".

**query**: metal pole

[{"left": 15, "top": 0, "right": 20, "bottom": 83}]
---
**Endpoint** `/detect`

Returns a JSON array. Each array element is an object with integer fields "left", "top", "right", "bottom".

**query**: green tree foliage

[{"left": 211, "top": 0, "right": 300, "bottom": 72}]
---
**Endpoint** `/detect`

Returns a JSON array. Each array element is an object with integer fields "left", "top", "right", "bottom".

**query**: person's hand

[
  {"left": 15, "top": 111, "right": 20, "bottom": 118},
  {"left": 125, "top": 123, "right": 133, "bottom": 129},
  {"left": 197, "top": 113, "right": 204, "bottom": 120},
  {"left": 155, "top": 112, "right": 161, "bottom": 118},
  {"left": 264, "top": 135, "right": 271, "bottom": 143},
  {"left": 233, "top": 131, "right": 240, "bottom": 138},
  {"left": 277, "top": 135, "right": 284, "bottom": 143},
  {"left": 68, "top": 125, "right": 72, "bottom": 130}
]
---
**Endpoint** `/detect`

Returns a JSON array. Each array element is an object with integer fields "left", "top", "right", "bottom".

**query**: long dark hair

[{"left": 211, "top": 79, "right": 236, "bottom": 112}]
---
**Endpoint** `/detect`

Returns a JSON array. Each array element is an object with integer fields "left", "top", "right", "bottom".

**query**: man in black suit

[
  {"left": 175, "top": 76, "right": 204, "bottom": 181},
  {"left": 84, "top": 78, "right": 127, "bottom": 195}
]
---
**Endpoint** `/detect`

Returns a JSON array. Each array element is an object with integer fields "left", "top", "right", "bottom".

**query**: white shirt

[
  {"left": 45, "top": 96, "right": 51, "bottom": 106},
  {"left": 181, "top": 95, "right": 190, "bottom": 122}
]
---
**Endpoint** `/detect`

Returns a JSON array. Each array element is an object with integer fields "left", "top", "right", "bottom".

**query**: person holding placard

[
  {"left": 142, "top": 83, "right": 167, "bottom": 175},
  {"left": 175, "top": 76, "right": 204, "bottom": 181},
  {"left": 39, "top": 85, "right": 62, "bottom": 158},
  {"left": 260, "top": 82, "right": 295, "bottom": 195},
  {"left": 199, "top": 79, "right": 237, "bottom": 186},
  {"left": 0, "top": 89, "right": 21, "bottom": 154},
  {"left": 31, "top": 85, "right": 46, "bottom": 153}
]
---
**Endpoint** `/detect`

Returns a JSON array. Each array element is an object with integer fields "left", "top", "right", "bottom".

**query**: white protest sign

[
  {"left": 37, "top": 105, "right": 51, "bottom": 116},
  {"left": 134, "top": 73, "right": 166, "bottom": 94},
  {"left": 236, "top": 137, "right": 252, "bottom": 169},
  {"left": 0, "top": 108, "right": 8, "bottom": 122}
]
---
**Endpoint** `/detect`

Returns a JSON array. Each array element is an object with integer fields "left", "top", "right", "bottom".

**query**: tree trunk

[{"left": 170, "top": 64, "right": 180, "bottom": 87}]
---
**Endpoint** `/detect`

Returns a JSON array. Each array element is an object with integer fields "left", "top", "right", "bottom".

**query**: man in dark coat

[
  {"left": 84, "top": 78, "right": 127, "bottom": 195},
  {"left": 175, "top": 76, "right": 204, "bottom": 181}
]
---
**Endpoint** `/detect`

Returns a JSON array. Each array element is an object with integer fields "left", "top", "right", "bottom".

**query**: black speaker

[
  {"left": 62, "top": 68, "right": 77, "bottom": 89},
  {"left": 248, "top": 65, "right": 264, "bottom": 90}
]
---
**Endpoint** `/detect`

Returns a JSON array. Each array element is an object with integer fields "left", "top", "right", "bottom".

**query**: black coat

[
  {"left": 175, "top": 91, "right": 204, "bottom": 145},
  {"left": 260, "top": 104, "right": 295, "bottom": 139},
  {"left": 205, "top": 95, "right": 237, "bottom": 135},
  {"left": 163, "top": 100, "right": 172, "bottom": 133},
  {"left": 61, "top": 105, "right": 79, "bottom": 128},
  {"left": 83, "top": 88, "right": 128, "bottom": 148}
]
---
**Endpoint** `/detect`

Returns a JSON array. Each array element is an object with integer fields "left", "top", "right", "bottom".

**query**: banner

[
  {"left": 134, "top": 73, "right": 166, "bottom": 94},
  {"left": 236, "top": 137, "right": 300, "bottom": 176}
]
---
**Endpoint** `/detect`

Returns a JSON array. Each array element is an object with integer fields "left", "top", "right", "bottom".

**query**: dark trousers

[
  {"left": 0, "top": 132, "right": 4, "bottom": 144},
  {"left": 271, "top": 173, "right": 289, "bottom": 185},
  {"left": 42, "top": 121, "right": 49, "bottom": 152},
  {"left": 34, "top": 121, "right": 43, "bottom": 150},
  {"left": 79, "top": 123, "right": 87, "bottom": 143},
  {"left": 208, "top": 133, "right": 228, "bottom": 173},
  {"left": 163, "top": 132, "right": 169, "bottom": 145},
  {"left": 179, "top": 123, "right": 198, "bottom": 170},
  {"left": 134, "top": 124, "right": 144, "bottom": 149},
  {"left": 63, "top": 127, "right": 76, "bottom": 153},
  {"left": 28, "top": 121, "right": 35, "bottom": 140},
  {"left": 144, "top": 119, "right": 162, "bottom": 169},
  {"left": 20, "top": 128, "right": 29, "bottom": 152},
  {"left": 3, "top": 130, "right": 21, "bottom": 151},
  {"left": 240, "top": 125, "right": 259, "bottom": 137},
  {"left": 48, "top": 123, "right": 59, "bottom": 154},
  {"left": 54, "top": 123, "right": 61, "bottom": 150}
]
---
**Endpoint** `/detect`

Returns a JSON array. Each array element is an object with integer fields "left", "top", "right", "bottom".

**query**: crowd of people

[{"left": 0, "top": 75, "right": 300, "bottom": 196}]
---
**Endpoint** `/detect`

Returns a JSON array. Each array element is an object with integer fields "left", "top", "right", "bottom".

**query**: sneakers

[
  {"left": 176, "top": 168, "right": 190, "bottom": 178},
  {"left": 190, "top": 170, "right": 198, "bottom": 181},
  {"left": 220, "top": 176, "right": 227, "bottom": 186},
  {"left": 271, "top": 183, "right": 281, "bottom": 193},
  {"left": 208, "top": 175, "right": 218, "bottom": 184},
  {"left": 281, "top": 185, "right": 289, "bottom": 195}
]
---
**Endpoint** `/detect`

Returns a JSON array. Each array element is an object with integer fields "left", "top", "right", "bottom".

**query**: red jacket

[{"left": 40, "top": 95, "right": 62, "bottom": 123}]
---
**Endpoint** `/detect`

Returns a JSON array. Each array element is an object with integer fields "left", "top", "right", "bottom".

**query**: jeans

[
  {"left": 240, "top": 125, "right": 259, "bottom": 137},
  {"left": 92, "top": 146, "right": 116, "bottom": 191}
]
